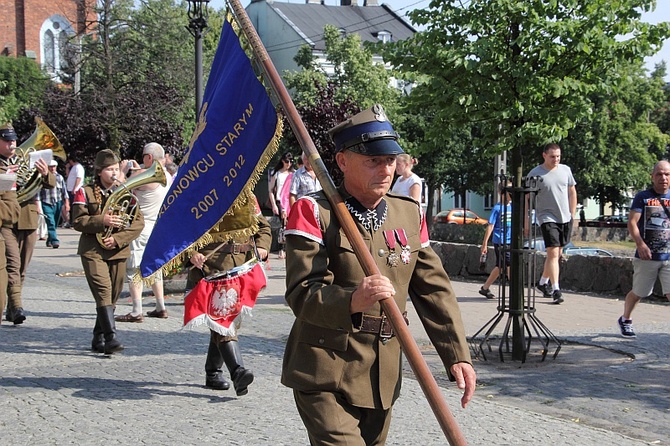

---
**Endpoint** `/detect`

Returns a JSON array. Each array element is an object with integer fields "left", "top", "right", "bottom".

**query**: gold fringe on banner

[{"left": 139, "top": 112, "right": 283, "bottom": 286}]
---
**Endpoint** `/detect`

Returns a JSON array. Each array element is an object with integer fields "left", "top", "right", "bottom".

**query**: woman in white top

[
  {"left": 268, "top": 152, "right": 294, "bottom": 259},
  {"left": 391, "top": 154, "right": 422, "bottom": 202}
]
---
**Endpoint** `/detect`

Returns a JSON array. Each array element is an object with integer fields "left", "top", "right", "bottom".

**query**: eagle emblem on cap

[{"left": 371, "top": 104, "right": 388, "bottom": 122}]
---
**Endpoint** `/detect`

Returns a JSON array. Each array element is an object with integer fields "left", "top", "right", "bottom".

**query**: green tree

[
  {"left": 650, "top": 62, "right": 670, "bottom": 136},
  {"left": 564, "top": 63, "right": 670, "bottom": 212},
  {"left": 379, "top": 0, "right": 670, "bottom": 358},
  {"left": 286, "top": 25, "right": 399, "bottom": 111},
  {"left": 281, "top": 24, "right": 400, "bottom": 180},
  {"left": 0, "top": 57, "right": 50, "bottom": 122},
  {"left": 12, "top": 0, "right": 228, "bottom": 169},
  {"left": 380, "top": 0, "right": 670, "bottom": 172}
]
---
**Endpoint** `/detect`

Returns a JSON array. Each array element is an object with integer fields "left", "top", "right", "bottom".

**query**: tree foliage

[
  {"left": 286, "top": 25, "right": 399, "bottom": 111},
  {"left": 11, "top": 0, "right": 227, "bottom": 171},
  {"left": 282, "top": 24, "right": 400, "bottom": 182},
  {"left": 0, "top": 57, "right": 50, "bottom": 122},
  {"left": 379, "top": 0, "right": 670, "bottom": 177},
  {"left": 563, "top": 63, "right": 670, "bottom": 211}
]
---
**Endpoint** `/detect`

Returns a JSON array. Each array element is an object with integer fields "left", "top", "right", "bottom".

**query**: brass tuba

[
  {"left": 16, "top": 117, "right": 67, "bottom": 203},
  {"left": 96, "top": 161, "right": 167, "bottom": 249}
]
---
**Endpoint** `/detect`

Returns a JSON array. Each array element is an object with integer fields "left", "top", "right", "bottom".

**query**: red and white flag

[{"left": 183, "top": 260, "right": 267, "bottom": 337}]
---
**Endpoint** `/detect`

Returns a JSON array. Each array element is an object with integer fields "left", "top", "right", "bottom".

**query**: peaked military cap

[
  {"left": 0, "top": 123, "right": 17, "bottom": 141},
  {"left": 328, "top": 104, "right": 404, "bottom": 156}
]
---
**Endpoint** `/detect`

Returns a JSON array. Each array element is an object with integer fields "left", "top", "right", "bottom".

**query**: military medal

[
  {"left": 383, "top": 230, "right": 399, "bottom": 267},
  {"left": 396, "top": 229, "right": 411, "bottom": 264}
]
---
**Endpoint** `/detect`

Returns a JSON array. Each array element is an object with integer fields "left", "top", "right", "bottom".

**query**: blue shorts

[{"left": 493, "top": 244, "right": 510, "bottom": 268}]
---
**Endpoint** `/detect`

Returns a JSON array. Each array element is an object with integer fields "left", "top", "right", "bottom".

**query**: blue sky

[{"left": 208, "top": 0, "right": 670, "bottom": 79}]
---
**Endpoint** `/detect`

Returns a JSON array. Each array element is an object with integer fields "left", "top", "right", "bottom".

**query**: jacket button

[{"left": 318, "top": 338, "right": 325, "bottom": 345}]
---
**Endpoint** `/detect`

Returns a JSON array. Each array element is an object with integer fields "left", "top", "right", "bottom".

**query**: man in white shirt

[{"left": 66, "top": 156, "right": 85, "bottom": 227}]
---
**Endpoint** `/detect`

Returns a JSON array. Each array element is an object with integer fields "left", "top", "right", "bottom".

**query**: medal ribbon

[
  {"left": 383, "top": 230, "right": 397, "bottom": 250},
  {"left": 394, "top": 229, "right": 408, "bottom": 248}
]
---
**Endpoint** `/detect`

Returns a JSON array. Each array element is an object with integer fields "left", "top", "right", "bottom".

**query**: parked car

[
  {"left": 433, "top": 208, "right": 488, "bottom": 225},
  {"left": 584, "top": 214, "right": 628, "bottom": 228},
  {"left": 525, "top": 238, "right": 614, "bottom": 257}
]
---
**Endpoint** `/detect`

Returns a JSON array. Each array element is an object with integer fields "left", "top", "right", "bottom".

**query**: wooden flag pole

[{"left": 226, "top": 1, "right": 467, "bottom": 444}]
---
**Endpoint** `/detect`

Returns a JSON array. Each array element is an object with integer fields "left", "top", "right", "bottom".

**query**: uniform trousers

[
  {"left": 293, "top": 389, "right": 393, "bottom": 446},
  {"left": 1, "top": 226, "right": 36, "bottom": 308},
  {"left": 81, "top": 256, "right": 126, "bottom": 307},
  {"left": 17, "top": 228, "right": 37, "bottom": 284},
  {"left": 42, "top": 202, "right": 63, "bottom": 245},
  {"left": 0, "top": 238, "right": 7, "bottom": 316}
]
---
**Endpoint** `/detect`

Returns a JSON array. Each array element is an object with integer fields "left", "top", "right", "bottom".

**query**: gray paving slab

[{"left": 0, "top": 229, "right": 667, "bottom": 445}]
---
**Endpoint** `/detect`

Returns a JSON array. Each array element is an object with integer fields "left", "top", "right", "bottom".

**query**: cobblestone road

[{"left": 0, "top": 231, "right": 667, "bottom": 445}]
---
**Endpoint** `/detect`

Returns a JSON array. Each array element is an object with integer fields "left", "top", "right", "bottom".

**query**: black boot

[
  {"left": 91, "top": 315, "right": 105, "bottom": 353},
  {"left": 204, "top": 335, "right": 230, "bottom": 390},
  {"left": 96, "top": 306, "right": 124, "bottom": 354},
  {"left": 5, "top": 307, "right": 26, "bottom": 325},
  {"left": 220, "top": 340, "right": 253, "bottom": 396}
]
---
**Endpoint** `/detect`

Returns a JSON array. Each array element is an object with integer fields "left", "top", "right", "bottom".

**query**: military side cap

[
  {"left": 94, "top": 149, "right": 120, "bottom": 170},
  {"left": 328, "top": 104, "right": 404, "bottom": 156},
  {"left": 0, "top": 123, "right": 17, "bottom": 141}
]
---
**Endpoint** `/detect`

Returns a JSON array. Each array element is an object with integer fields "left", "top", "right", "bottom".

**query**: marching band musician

[
  {"left": 72, "top": 149, "right": 144, "bottom": 354},
  {"left": 0, "top": 122, "right": 55, "bottom": 325},
  {"left": 0, "top": 124, "right": 22, "bottom": 325},
  {"left": 187, "top": 195, "right": 270, "bottom": 396}
]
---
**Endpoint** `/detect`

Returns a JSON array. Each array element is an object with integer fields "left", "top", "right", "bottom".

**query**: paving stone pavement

[{"left": 0, "top": 230, "right": 668, "bottom": 445}]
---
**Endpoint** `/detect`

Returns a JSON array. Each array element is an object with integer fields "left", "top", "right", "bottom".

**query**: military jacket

[
  {"left": 72, "top": 183, "right": 144, "bottom": 261},
  {"left": 281, "top": 189, "right": 472, "bottom": 410},
  {"left": 0, "top": 191, "right": 20, "bottom": 270},
  {"left": 0, "top": 191, "right": 20, "bottom": 230}
]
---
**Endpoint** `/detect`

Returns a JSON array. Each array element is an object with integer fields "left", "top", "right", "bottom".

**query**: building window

[
  {"left": 454, "top": 195, "right": 463, "bottom": 208},
  {"left": 376, "top": 31, "right": 392, "bottom": 43},
  {"left": 44, "top": 31, "right": 56, "bottom": 73},
  {"left": 40, "top": 15, "right": 74, "bottom": 83},
  {"left": 484, "top": 192, "right": 494, "bottom": 210}
]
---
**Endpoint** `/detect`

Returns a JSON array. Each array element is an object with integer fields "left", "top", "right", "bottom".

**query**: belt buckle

[
  {"left": 379, "top": 314, "right": 393, "bottom": 339},
  {"left": 232, "top": 243, "right": 241, "bottom": 255}
]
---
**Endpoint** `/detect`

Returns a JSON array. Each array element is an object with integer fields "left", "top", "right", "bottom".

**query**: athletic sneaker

[
  {"left": 478, "top": 287, "right": 495, "bottom": 299},
  {"left": 536, "top": 281, "right": 552, "bottom": 298},
  {"left": 551, "top": 290, "right": 564, "bottom": 304},
  {"left": 618, "top": 316, "right": 636, "bottom": 338}
]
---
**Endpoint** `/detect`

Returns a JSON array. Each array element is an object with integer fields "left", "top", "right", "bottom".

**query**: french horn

[
  {"left": 16, "top": 117, "right": 67, "bottom": 203},
  {"left": 96, "top": 161, "right": 167, "bottom": 249}
]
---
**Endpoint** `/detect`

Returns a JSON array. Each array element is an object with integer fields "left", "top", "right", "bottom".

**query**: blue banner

[{"left": 140, "top": 19, "right": 280, "bottom": 278}]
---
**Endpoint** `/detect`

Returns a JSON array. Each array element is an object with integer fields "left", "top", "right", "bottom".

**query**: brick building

[{"left": 0, "top": 0, "right": 95, "bottom": 81}]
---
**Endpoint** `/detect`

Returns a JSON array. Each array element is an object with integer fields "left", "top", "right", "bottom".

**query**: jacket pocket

[{"left": 298, "top": 320, "right": 349, "bottom": 352}]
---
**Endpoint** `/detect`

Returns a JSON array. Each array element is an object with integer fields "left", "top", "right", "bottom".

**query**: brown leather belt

[
  {"left": 351, "top": 312, "right": 408, "bottom": 339},
  {"left": 220, "top": 242, "right": 254, "bottom": 254}
]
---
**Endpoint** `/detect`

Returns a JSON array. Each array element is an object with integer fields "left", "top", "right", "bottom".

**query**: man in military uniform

[
  {"left": 0, "top": 124, "right": 22, "bottom": 325},
  {"left": 0, "top": 123, "right": 55, "bottom": 324},
  {"left": 188, "top": 196, "right": 271, "bottom": 396},
  {"left": 282, "top": 105, "right": 476, "bottom": 444}
]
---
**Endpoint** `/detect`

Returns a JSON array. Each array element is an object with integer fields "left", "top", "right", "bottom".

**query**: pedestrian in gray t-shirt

[{"left": 527, "top": 143, "right": 577, "bottom": 304}]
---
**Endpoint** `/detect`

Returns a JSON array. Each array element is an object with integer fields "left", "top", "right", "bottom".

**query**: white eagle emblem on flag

[{"left": 210, "top": 287, "right": 239, "bottom": 318}]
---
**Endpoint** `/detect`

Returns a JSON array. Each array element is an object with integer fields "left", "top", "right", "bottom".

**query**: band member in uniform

[
  {"left": 0, "top": 123, "right": 55, "bottom": 324},
  {"left": 0, "top": 189, "right": 20, "bottom": 325},
  {"left": 188, "top": 196, "right": 270, "bottom": 395},
  {"left": 282, "top": 105, "right": 476, "bottom": 444},
  {"left": 0, "top": 124, "right": 21, "bottom": 324},
  {"left": 72, "top": 149, "right": 144, "bottom": 354}
]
